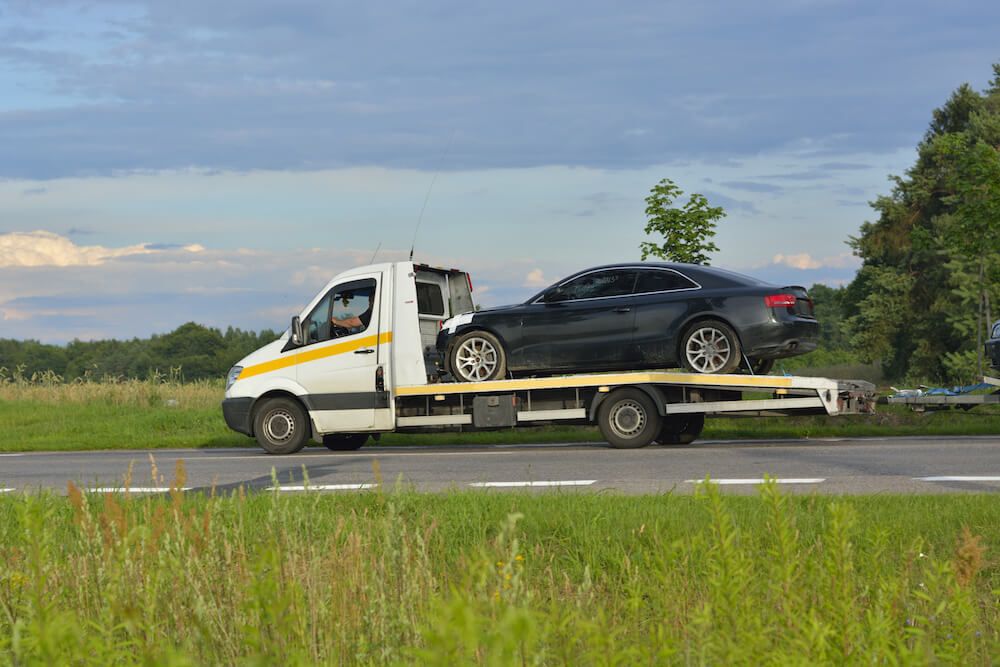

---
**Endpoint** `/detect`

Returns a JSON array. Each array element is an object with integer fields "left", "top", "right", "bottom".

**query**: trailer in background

[{"left": 887, "top": 376, "right": 1000, "bottom": 413}]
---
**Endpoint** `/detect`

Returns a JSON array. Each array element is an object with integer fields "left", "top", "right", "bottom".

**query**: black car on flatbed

[{"left": 437, "top": 262, "right": 819, "bottom": 382}]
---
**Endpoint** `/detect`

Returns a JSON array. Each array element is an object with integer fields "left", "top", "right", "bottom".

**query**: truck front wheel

[
  {"left": 597, "top": 388, "right": 661, "bottom": 449},
  {"left": 253, "top": 397, "right": 310, "bottom": 455}
]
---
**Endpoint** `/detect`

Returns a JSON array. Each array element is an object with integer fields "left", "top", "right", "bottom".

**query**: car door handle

[
  {"left": 614, "top": 307, "right": 631, "bottom": 313},
  {"left": 354, "top": 348, "right": 375, "bottom": 354}
]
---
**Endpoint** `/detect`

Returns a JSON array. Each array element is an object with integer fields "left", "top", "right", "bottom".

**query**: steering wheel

[{"left": 331, "top": 323, "right": 352, "bottom": 338}]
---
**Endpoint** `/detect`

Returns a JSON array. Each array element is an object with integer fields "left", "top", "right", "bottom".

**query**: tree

[
  {"left": 844, "top": 63, "right": 1000, "bottom": 382},
  {"left": 639, "top": 178, "right": 725, "bottom": 264}
]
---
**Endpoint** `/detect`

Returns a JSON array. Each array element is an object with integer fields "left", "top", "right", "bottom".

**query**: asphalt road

[{"left": 2, "top": 435, "right": 1000, "bottom": 495}]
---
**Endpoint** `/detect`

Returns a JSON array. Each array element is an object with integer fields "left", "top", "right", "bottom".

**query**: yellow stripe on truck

[
  {"left": 238, "top": 331, "right": 393, "bottom": 380},
  {"left": 396, "top": 371, "right": 795, "bottom": 396}
]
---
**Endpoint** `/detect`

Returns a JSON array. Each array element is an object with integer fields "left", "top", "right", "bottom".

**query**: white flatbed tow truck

[{"left": 221, "top": 261, "right": 876, "bottom": 454}]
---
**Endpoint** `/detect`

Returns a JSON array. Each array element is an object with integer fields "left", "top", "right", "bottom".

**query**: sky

[{"left": 1, "top": 0, "right": 998, "bottom": 343}]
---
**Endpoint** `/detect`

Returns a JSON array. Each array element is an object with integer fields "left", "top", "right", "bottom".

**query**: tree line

[{"left": 0, "top": 323, "right": 279, "bottom": 381}]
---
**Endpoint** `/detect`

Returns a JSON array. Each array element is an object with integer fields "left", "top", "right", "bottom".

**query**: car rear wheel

[
  {"left": 253, "top": 397, "right": 309, "bottom": 455},
  {"left": 450, "top": 330, "right": 507, "bottom": 382},
  {"left": 597, "top": 388, "right": 662, "bottom": 449},
  {"left": 656, "top": 414, "right": 705, "bottom": 445},
  {"left": 323, "top": 433, "right": 368, "bottom": 451},
  {"left": 680, "top": 321, "right": 742, "bottom": 374}
]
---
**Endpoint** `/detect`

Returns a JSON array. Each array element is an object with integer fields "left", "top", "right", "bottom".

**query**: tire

[
  {"left": 449, "top": 330, "right": 507, "bottom": 382},
  {"left": 253, "top": 397, "right": 310, "bottom": 455},
  {"left": 656, "top": 414, "right": 705, "bottom": 445},
  {"left": 323, "top": 433, "right": 368, "bottom": 451},
  {"left": 680, "top": 320, "right": 742, "bottom": 374},
  {"left": 748, "top": 358, "right": 775, "bottom": 375},
  {"left": 597, "top": 388, "right": 662, "bottom": 449}
]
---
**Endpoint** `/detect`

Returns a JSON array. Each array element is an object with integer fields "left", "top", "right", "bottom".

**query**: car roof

[{"left": 561, "top": 262, "right": 770, "bottom": 286}]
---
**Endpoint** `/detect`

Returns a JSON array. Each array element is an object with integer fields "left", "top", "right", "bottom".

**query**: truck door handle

[
  {"left": 614, "top": 307, "right": 631, "bottom": 313},
  {"left": 354, "top": 348, "right": 375, "bottom": 354}
]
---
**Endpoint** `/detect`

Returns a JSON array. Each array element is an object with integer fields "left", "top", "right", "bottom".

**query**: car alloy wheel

[
  {"left": 453, "top": 333, "right": 505, "bottom": 381},
  {"left": 681, "top": 321, "right": 741, "bottom": 374}
]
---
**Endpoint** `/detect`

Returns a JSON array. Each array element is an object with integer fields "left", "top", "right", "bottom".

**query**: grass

[
  {"left": 1, "top": 375, "right": 999, "bottom": 452},
  {"left": 0, "top": 478, "right": 997, "bottom": 664}
]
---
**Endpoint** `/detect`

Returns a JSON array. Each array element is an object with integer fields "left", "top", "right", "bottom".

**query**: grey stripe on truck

[{"left": 301, "top": 392, "right": 390, "bottom": 411}]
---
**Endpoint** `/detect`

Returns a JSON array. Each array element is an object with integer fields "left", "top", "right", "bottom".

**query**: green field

[
  {"left": 0, "top": 483, "right": 997, "bottom": 664},
  {"left": 1, "top": 377, "right": 998, "bottom": 452}
]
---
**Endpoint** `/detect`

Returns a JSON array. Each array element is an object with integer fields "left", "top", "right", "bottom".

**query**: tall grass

[{"left": 0, "top": 478, "right": 997, "bottom": 664}]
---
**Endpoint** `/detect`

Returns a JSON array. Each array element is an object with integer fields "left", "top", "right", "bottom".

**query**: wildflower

[
  {"left": 515, "top": 554, "right": 524, "bottom": 562},
  {"left": 496, "top": 560, "right": 504, "bottom": 568}
]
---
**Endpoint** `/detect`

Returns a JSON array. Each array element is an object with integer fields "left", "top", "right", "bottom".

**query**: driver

[{"left": 331, "top": 289, "right": 374, "bottom": 332}]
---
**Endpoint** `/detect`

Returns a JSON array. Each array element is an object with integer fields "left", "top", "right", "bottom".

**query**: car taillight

[{"left": 764, "top": 294, "right": 797, "bottom": 308}]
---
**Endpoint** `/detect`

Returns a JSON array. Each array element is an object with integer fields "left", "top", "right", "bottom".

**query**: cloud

[
  {"left": 0, "top": 231, "right": 154, "bottom": 267},
  {"left": 524, "top": 269, "right": 549, "bottom": 287},
  {"left": 770, "top": 252, "right": 858, "bottom": 270},
  {"left": 1, "top": 2, "right": 997, "bottom": 177},
  {"left": 719, "top": 181, "right": 784, "bottom": 194}
]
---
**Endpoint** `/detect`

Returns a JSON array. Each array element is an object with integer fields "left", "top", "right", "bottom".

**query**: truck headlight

[{"left": 226, "top": 366, "right": 243, "bottom": 391}]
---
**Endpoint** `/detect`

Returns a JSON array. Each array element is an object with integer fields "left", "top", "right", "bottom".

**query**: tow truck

[{"left": 222, "top": 261, "right": 876, "bottom": 454}]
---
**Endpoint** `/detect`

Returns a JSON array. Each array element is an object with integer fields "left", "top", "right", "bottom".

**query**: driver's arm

[{"left": 331, "top": 315, "right": 363, "bottom": 328}]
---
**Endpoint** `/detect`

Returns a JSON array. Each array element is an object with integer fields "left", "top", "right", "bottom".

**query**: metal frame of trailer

[
  {"left": 392, "top": 371, "right": 877, "bottom": 433},
  {"left": 887, "top": 376, "right": 1000, "bottom": 412}
]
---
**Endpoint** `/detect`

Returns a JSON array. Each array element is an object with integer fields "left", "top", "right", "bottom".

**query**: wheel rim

[
  {"left": 455, "top": 336, "right": 500, "bottom": 381},
  {"left": 685, "top": 326, "right": 732, "bottom": 373},
  {"left": 609, "top": 400, "right": 646, "bottom": 440},
  {"left": 263, "top": 408, "right": 295, "bottom": 444}
]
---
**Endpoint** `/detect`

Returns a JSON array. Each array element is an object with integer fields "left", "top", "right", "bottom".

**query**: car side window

[
  {"left": 302, "top": 278, "right": 376, "bottom": 345},
  {"left": 551, "top": 269, "right": 637, "bottom": 301},
  {"left": 634, "top": 269, "right": 698, "bottom": 293}
]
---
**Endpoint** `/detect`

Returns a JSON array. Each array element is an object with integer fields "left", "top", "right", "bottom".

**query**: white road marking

[
  {"left": 469, "top": 480, "right": 597, "bottom": 488},
  {"left": 0, "top": 453, "right": 25, "bottom": 457},
  {"left": 87, "top": 487, "right": 190, "bottom": 493},
  {"left": 915, "top": 476, "right": 1000, "bottom": 482},
  {"left": 270, "top": 484, "right": 375, "bottom": 491},
  {"left": 685, "top": 478, "right": 826, "bottom": 485}
]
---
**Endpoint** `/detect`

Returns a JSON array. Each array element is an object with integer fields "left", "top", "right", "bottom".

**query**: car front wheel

[
  {"left": 449, "top": 330, "right": 507, "bottom": 382},
  {"left": 680, "top": 321, "right": 742, "bottom": 374}
]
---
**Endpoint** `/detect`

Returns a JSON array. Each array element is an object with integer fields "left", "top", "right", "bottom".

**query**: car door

[
  {"left": 631, "top": 268, "right": 701, "bottom": 367},
  {"left": 296, "top": 273, "right": 383, "bottom": 433},
  {"left": 516, "top": 268, "right": 639, "bottom": 371}
]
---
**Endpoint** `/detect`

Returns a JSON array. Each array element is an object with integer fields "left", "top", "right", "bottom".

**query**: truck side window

[{"left": 302, "top": 278, "right": 377, "bottom": 345}]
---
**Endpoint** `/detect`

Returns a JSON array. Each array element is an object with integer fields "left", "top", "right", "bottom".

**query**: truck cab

[{"left": 222, "top": 261, "right": 474, "bottom": 454}]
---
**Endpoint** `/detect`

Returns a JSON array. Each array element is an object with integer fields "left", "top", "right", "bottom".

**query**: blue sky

[{"left": 1, "top": 0, "right": 998, "bottom": 342}]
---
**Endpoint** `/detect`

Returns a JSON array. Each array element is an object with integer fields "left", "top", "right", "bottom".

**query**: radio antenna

[
  {"left": 369, "top": 240, "right": 382, "bottom": 264},
  {"left": 409, "top": 130, "right": 457, "bottom": 261}
]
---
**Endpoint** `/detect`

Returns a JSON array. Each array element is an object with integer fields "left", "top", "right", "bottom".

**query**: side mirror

[{"left": 291, "top": 315, "right": 303, "bottom": 346}]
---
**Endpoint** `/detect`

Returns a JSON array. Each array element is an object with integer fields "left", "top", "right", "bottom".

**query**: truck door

[{"left": 296, "top": 272, "right": 384, "bottom": 433}]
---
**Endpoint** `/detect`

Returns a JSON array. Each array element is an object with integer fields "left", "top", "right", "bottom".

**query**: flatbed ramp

[{"left": 393, "top": 371, "right": 876, "bottom": 447}]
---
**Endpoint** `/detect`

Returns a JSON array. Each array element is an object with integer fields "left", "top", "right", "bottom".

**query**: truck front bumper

[{"left": 221, "top": 397, "right": 254, "bottom": 436}]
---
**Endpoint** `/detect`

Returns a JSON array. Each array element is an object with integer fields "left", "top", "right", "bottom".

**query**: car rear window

[
  {"left": 635, "top": 269, "right": 698, "bottom": 293},
  {"left": 416, "top": 282, "right": 445, "bottom": 316}
]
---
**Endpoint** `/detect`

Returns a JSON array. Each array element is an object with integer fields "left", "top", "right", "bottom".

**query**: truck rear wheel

[
  {"left": 253, "top": 397, "right": 309, "bottom": 455},
  {"left": 323, "top": 434, "right": 368, "bottom": 451},
  {"left": 656, "top": 414, "right": 705, "bottom": 445},
  {"left": 597, "top": 388, "right": 661, "bottom": 449}
]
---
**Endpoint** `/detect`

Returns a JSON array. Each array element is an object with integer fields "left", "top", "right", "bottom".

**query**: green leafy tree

[
  {"left": 639, "top": 178, "right": 725, "bottom": 264},
  {"left": 845, "top": 63, "right": 1000, "bottom": 382}
]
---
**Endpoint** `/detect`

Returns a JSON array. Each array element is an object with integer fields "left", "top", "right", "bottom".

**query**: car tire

[
  {"left": 253, "top": 397, "right": 310, "bottom": 455},
  {"left": 680, "top": 320, "right": 742, "bottom": 374},
  {"left": 597, "top": 388, "right": 662, "bottom": 449},
  {"left": 323, "top": 433, "right": 369, "bottom": 451},
  {"left": 449, "top": 330, "right": 507, "bottom": 382},
  {"left": 656, "top": 414, "right": 705, "bottom": 445},
  {"left": 748, "top": 358, "right": 775, "bottom": 375}
]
